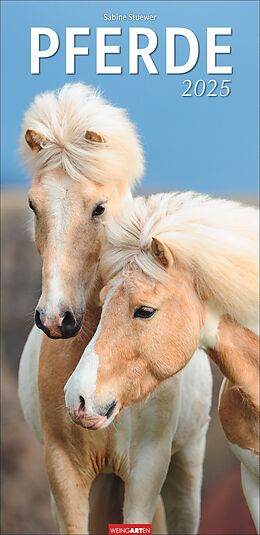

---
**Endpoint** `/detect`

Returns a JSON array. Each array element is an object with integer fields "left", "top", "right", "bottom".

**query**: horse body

[
  {"left": 67, "top": 192, "right": 259, "bottom": 532},
  {"left": 19, "top": 319, "right": 212, "bottom": 534}
]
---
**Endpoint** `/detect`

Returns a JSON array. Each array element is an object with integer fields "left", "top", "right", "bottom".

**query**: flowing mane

[
  {"left": 102, "top": 192, "right": 259, "bottom": 328},
  {"left": 19, "top": 83, "right": 144, "bottom": 186}
]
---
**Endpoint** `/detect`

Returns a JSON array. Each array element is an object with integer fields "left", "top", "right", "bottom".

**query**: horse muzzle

[
  {"left": 65, "top": 390, "right": 117, "bottom": 430},
  {"left": 35, "top": 307, "right": 82, "bottom": 339}
]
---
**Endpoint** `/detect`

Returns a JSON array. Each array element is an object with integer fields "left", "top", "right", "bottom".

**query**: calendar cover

[{"left": 1, "top": 2, "right": 259, "bottom": 535}]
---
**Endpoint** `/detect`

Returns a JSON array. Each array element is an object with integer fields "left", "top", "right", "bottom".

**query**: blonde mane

[
  {"left": 102, "top": 192, "right": 259, "bottom": 328},
  {"left": 19, "top": 83, "right": 144, "bottom": 186}
]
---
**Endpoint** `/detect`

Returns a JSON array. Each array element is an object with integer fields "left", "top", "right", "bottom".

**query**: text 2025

[{"left": 182, "top": 79, "right": 232, "bottom": 97}]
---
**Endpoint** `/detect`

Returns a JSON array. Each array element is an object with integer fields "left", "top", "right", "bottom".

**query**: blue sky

[{"left": 1, "top": 0, "right": 259, "bottom": 194}]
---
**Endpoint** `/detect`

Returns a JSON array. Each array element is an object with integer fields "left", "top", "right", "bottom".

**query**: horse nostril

[
  {"left": 35, "top": 309, "right": 42, "bottom": 329},
  {"left": 61, "top": 311, "right": 79, "bottom": 338},
  {"left": 105, "top": 400, "right": 117, "bottom": 419},
  {"left": 76, "top": 395, "right": 86, "bottom": 418},
  {"left": 62, "top": 310, "right": 75, "bottom": 327},
  {"left": 79, "top": 395, "right": 85, "bottom": 410},
  {"left": 34, "top": 309, "right": 50, "bottom": 336}
]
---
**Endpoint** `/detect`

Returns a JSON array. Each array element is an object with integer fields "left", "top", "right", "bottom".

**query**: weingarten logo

[{"left": 108, "top": 524, "right": 152, "bottom": 534}]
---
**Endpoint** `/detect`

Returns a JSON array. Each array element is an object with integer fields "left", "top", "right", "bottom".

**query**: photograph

[{"left": 1, "top": 1, "right": 259, "bottom": 534}]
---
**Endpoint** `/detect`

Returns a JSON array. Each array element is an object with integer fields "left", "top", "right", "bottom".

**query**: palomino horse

[
  {"left": 18, "top": 81, "right": 144, "bottom": 532},
  {"left": 18, "top": 86, "right": 212, "bottom": 534},
  {"left": 65, "top": 192, "right": 259, "bottom": 532}
]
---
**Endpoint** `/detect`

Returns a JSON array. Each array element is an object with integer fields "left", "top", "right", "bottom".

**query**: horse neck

[
  {"left": 206, "top": 317, "right": 259, "bottom": 407},
  {"left": 206, "top": 317, "right": 259, "bottom": 454}
]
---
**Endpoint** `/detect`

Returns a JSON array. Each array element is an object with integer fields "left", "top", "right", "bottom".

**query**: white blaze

[
  {"left": 64, "top": 278, "right": 122, "bottom": 413},
  {"left": 43, "top": 175, "right": 70, "bottom": 312}
]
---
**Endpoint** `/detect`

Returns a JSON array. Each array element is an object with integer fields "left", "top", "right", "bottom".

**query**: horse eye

[
  {"left": 28, "top": 199, "right": 36, "bottom": 214},
  {"left": 92, "top": 204, "right": 106, "bottom": 218},
  {"left": 134, "top": 306, "right": 156, "bottom": 319}
]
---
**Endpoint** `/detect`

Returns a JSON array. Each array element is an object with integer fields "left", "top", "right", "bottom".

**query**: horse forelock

[{"left": 19, "top": 82, "right": 144, "bottom": 188}]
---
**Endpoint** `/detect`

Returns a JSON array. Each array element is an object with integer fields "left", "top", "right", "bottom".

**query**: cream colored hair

[
  {"left": 101, "top": 192, "right": 259, "bottom": 328},
  {"left": 19, "top": 83, "right": 144, "bottom": 186}
]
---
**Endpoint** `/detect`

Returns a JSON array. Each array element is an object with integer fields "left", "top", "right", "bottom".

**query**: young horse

[
  {"left": 65, "top": 192, "right": 259, "bottom": 532},
  {"left": 18, "top": 87, "right": 212, "bottom": 534}
]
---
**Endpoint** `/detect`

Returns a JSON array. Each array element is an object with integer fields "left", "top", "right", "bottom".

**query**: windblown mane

[
  {"left": 102, "top": 192, "right": 259, "bottom": 328},
  {"left": 19, "top": 83, "right": 144, "bottom": 186}
]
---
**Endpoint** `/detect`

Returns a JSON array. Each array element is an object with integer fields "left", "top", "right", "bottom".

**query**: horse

[
  {"left": 65, "top": 191, "right": 259, "bottom": 532},
  {"left": 17, "top": 81, "right": 145, "bottom": 533},
  {"left": 18, "top": 86, "right": 212, "bottom": 534}
]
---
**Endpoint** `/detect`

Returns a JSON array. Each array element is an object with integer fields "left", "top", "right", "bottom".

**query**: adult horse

[
  {"left": 65, "top": 191, "right": 259, "bottom": 532},
  {"left": 18, "top": 86, "right": 212, "bottom": 534},
  {"left": 18, "top": 82, "right": 144, "bottom": 533}
]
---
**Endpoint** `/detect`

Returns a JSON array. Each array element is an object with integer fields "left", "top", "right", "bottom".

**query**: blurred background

[
  {"left": 1, "top": 1, "right": 259, "bottom": 534},
  {"left": 1, "top": 190, "right": 257, "bottom": 535}
]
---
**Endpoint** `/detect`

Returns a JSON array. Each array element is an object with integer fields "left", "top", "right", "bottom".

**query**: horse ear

[
  {"left": 151, "top": 237, "right": 174, "bottom": 268},
  {"left": 25, "top": 129, "right": 48, "bottom": 152},
  {"left": 85, "top": 130, "right": 105, "bottom": 143}
]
